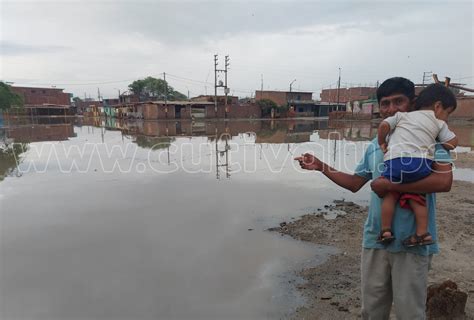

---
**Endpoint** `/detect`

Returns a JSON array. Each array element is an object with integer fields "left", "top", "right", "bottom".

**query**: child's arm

[
  {"left": 378, "top": 113, "right": 400, "bottom": 153},
  {"left": 438, "top": 121, "right": 457, "bottom": 150},
  {"left": 377, "top": 121, "right": 391, "bottom": 153},
  {"left": 441, "top": 136, "right": 458, "bottom": 150}
]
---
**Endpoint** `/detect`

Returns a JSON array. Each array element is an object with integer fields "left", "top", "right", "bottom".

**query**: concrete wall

[
  {"left": 157, "top": 104, "right": 174, "bottom": 119},
  {"left": 452, "top": 97, "right": 474, "bottom": 119},
  {"left": 329, "top": 111, "right": 372, "bottom": 120},
  {"left": 228, "top": 104, "right": 261, "bottom": 118},
  {"left": 142, "top": 103, "right": 159, "bottom": 120},
  {"left": 256, "top": 91, "right": 288, "bottom": 106},
  {"left": 320, "top": 87, "right": 376, "bottom": 103}
]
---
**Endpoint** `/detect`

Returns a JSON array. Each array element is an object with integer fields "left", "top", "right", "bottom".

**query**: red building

[
  {"left": 7, "top": 86, "right": 72, "bottom": 116},
  {"left": 255, "top": 90, "right": 313, "bottom": 106},
  {"left": 320, "top": 87, "right": 376, "bottom": 104},
  {"left": 10, "top": 86, "right": 71, "bottom": 106}
]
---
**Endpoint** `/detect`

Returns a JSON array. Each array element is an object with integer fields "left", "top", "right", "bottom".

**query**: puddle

[{"left": 0, "top": 118, "right": 472, "bottom": 319}]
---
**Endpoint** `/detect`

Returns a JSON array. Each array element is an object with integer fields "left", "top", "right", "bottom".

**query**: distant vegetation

[
  {"left": 0, "top": 142, "right": 28, "bottom": 181},
  {"left": 256, "top": 98, "right": 288, "bottom": 117},
  {"left": 0, "top": 82, "right": 23, "bottom": 110},
  {"left": 134, "top": 136, "right": 175, "bottom": 150},
  {"left": 128, "top": 77, "right": 187, "bottom": 101}
]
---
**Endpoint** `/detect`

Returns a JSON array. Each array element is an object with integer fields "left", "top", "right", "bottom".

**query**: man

[{"left": 295, "top": 77, "right": 453, "bottom": 319}]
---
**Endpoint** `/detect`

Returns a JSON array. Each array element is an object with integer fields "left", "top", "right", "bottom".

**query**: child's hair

[
  {"left": 376, "top": 77, "right": 415, "bottom": 103},
  {"left": 415, "top": 83, "right": 457, "bottom": 111}
]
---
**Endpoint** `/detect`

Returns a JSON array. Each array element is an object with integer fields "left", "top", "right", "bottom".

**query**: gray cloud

[
  {"left": 0, "top": 41, "right": 70, "bottom": 56},
  {"left": 0, "top": 0, "right": 472, "bottom": 98}
]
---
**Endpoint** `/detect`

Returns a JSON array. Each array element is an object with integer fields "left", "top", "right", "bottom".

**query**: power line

[{"left": 453, "top": 75, "right": 473, "bottom": 80}]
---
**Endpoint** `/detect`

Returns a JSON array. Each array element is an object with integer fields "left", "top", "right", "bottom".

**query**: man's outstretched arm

[
  {"left": 371, "top": 162, "right": 453, "bottom": 197},
  {"left": 295, "top": 153, "right": 369, "bottom": 193}
]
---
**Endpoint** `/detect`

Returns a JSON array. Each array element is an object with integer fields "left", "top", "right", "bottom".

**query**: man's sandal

[
  {"left": 402, "top": 232, "right": 435, "bottom": 248},
  {"left": 376, "top": 228, "right": 396, "bottom": 245}
]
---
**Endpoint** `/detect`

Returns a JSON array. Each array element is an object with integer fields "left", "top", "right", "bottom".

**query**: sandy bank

[{"left": 270, "top": 179, "right": 474, "bottom": 319}]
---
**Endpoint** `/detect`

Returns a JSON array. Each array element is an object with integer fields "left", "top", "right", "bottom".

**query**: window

[{"left": 31, "top": 90, "right": 36, "bottom": 93}]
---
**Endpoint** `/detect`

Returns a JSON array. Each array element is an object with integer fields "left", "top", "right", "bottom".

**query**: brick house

[
  {"left": 10, "top": 86, "right": 71, "bottom": 106},
  {"left": 255, "top": 90, "right": 313, "bottom": 107},
  {"left": 320, "top": 87, "right": 376, "bottom": 103}
]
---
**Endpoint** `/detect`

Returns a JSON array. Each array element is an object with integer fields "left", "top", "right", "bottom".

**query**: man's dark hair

[
  {"left": 376, "top": 77, "right": 415, "bottom": 102},
  {"left": 415, "top": 83, "right": 457, "bottom": 111}
]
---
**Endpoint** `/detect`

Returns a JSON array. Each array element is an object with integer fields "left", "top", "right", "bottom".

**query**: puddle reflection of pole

[
  {"left": 215, "top": 136, "right": 219, "bottom": 179},
  {"left": 215, "top": 133, "right": 230, "bottom": 179}
]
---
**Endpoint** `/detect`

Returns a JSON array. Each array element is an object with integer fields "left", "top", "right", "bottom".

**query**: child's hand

[{"left": 380, "top": 142, "right": 388, "bottom": 153}]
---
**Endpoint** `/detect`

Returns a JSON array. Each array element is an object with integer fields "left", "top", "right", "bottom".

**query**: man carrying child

[
  {"left": 377, "top": 83, "right": 458, "bottom": 247},
  {"left": 295, "top": 77, "right": 455, "bottom": 319}
]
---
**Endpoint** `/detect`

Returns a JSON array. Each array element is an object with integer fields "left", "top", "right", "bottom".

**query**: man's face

[{"left": 379, "top": 94, "right": 412, "bottom": 118}]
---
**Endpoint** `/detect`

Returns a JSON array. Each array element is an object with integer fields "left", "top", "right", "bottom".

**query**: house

[
  {"left": 10, "top": 86, "right": 71, "bottom": 106},
  {"left": 255, "top": 90, "right": 313, "bottom": 107},
  {"left": 320, "top": 87, "right": 376, "bottom": 103},
  {"left": 9, "top": 85, "right": 72, "bottom": 116}
]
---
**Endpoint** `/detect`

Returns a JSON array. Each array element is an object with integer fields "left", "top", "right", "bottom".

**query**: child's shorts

[
  {"left": 382, "top": 157, "right": 433, "bottom": 183},
  {"left": 382, "top": 157, "right": 433, "bottom": 209}
]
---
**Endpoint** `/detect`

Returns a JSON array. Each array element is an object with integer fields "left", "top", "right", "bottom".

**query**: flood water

[{"left": 1, "top": 117, "right": 473, "bottom": 319}]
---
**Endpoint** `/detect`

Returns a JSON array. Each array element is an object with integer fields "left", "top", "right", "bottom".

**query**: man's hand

[
  {"left": 370, "top": 176, "right": 392, "bottom": 198},
  {"left": 294, "top": 153, "right": 324, "bottom": 171}
]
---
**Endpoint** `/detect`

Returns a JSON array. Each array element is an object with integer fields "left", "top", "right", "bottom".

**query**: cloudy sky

[{"left": 0, "top": 0, "right": 473, "bottom": 99}]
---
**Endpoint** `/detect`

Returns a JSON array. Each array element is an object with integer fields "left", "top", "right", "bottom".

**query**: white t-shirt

[{"left": 383, "top": 110, "right": 456, "bottom": 161}]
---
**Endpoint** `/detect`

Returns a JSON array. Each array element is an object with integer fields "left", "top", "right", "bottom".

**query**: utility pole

[
  {"left": 97, "top": 88, "right": 101, "bottom": 101},
  {"left": 423, "top": 71, "right": 433, "bottom": 85},
  {"left": 214, "top": 54, "right": 218, "bottom": 113},
  {"left": 289, "top": 79, "right": 296, "bottom": 109},
  {"left": 336, "top": 68, "right": 341, "bottom": 112},
  {"left": 261, "top": 74, "right": 263, "bottom": 93},
  {"left": 163, "top": 72, "right": 167, "bottom": 103},
  {"left": 163, "top": 72, "right": 168, "bottom": 118},
  {"left": 214, "top": 54, "right": 230, "bottom": 117},
  {"left": 224, "top": 55, "right": 230, "bottom": 118}
]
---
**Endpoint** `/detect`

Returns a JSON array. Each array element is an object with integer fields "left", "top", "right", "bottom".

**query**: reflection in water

[
  {"left": 0, "top": 130, "right": 28, "bottom": 181},
  {"left": 216, "top": 133, "right": 231, "bottom": 179}
]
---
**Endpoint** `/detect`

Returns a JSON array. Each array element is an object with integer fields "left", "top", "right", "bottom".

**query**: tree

[
  {"left": 134, "top": 136, "right": 175, "bottom": 150},
  {"left": 256, "top": 98, "right": 278, "bottom": 117},
  {"left": 0, "top": 141, "right": 28, "bottom": 181},
  {"left": 128, "top": 77, "right": 187, "bottom": 101},
  {"left": 0, "top": 82, "right": 23, "bottom": 110}
]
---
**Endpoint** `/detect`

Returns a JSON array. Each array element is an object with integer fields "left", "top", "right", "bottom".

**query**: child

[{"left": 377, "top": 83, "right": 458, "bottom": 247}]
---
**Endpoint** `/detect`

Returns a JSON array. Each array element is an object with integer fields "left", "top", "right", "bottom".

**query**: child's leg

[
  {"left": 408, "top": 199, "right": 432, "bottom": 241},
  {"left": 380, "top": 192, "right": 399, "bottom": 238}
]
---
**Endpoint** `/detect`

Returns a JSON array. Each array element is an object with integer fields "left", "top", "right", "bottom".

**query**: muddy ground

[{"left": 271, "top": 161, "right": 474, "bottom": 319}]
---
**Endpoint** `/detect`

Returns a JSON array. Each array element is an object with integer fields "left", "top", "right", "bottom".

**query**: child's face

[{"left": 434, "top": 102, "right": 455, "bottom": 122}]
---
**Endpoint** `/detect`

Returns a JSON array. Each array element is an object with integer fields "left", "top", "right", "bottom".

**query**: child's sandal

[
  {"left": 377, "top": 228, "right": 396, "bottom": 245},
  {"left": 402, "top": 232, "right": 435, "bottom": 247}
]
